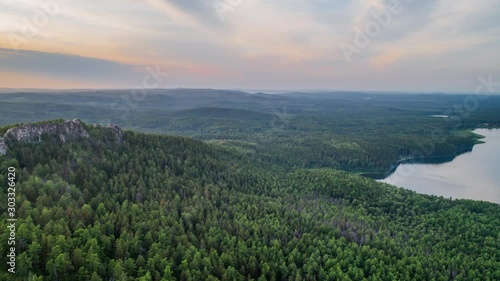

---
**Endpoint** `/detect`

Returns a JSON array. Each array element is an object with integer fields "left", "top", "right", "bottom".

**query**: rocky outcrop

[
  {"left": 106, "top": 124, "right": 124, "bottom": 143},
  {"left": 5, "top": 119, "right": 90, "bottom": 143},
  {"left": 0, "top": 138, "right": 7, "bottom": 155},
  {"left": 0, "top": 119, "right": 124, "bottom": 155}
]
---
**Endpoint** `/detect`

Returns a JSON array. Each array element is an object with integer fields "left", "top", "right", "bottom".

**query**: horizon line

[{"left": 0, "top": 87, "right": 498, "bottom": 95}]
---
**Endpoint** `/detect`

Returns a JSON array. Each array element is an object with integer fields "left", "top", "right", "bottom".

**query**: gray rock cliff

[
  {"left": 5, "top": 119, "right": 90, "bottom": 143},
  {"left": 106, "top": 124, "right": 124, "bottom": 142},
  {"left": 0, "top": 119, "right": 124, "bottom": 155},
  {"left": 0, "top": 138, "right": 7, "bottom": 155}
]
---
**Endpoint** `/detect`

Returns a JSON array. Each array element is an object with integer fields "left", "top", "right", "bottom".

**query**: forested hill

[
  {"left": 0, "top": 121, "right": 499, "bottom": 281},
  {"left": 2, "top": 91, "right": 500, "bottom": 174}
]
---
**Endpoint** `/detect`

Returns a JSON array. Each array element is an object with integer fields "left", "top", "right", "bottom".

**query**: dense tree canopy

[
  {"left": 1, "top": 124, "right": 498, "bottom": 280},
  {"left": 1, "top": 91, "right": 500, "bottom": 174}
]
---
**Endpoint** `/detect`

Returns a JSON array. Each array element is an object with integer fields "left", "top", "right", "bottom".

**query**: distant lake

[{"left": 379, "top": 129, "right": 500, "bottom": 204}]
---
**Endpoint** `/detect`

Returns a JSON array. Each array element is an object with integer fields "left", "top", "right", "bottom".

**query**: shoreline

[{"left": 360, "top": 129, "right": 487, "bottom": 180}]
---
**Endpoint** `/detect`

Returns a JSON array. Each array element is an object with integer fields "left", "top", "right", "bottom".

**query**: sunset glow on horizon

[{"left": 1, "top": 0, "right": 499, "bottom": 92}]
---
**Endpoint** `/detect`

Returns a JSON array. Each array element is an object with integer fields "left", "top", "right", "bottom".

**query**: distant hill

[
  {"left": 1, "top": 90, "right": 500, "bottom": 173},
  {"left": 172, "top": 107, "right": 275, "bottom": 119}
]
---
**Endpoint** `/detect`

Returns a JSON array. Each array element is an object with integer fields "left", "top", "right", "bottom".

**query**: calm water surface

[{"left": 380, "top": 129, "right": 500, "bottom": 204}]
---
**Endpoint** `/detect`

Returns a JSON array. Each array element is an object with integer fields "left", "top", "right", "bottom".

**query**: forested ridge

[
  {"left": 2, "top": 91, "right": 500, "bottom": 174},
  {"left": 1, "top": 122, "right": 499, "bottom": 280}
]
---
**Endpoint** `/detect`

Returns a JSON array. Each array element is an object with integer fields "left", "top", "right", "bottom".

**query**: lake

[{"left": 379, "top": 129, "right": 500, "bottom": 204}]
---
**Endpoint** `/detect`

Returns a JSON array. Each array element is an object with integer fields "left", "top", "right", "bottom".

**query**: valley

[{"left": 1, "top": 90, "right": 499, "bottom": 280}]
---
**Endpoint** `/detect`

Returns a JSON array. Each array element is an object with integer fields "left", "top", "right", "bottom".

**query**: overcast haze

[{"left": 1, "top": 0, "right": 499, "bottom": 92}]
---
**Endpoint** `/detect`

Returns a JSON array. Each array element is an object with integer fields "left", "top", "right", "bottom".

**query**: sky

[{"left": 0, "top": 0, "right": 499, "bottom": 92}]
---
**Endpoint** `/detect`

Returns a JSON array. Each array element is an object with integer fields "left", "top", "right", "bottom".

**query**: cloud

[
  {"left": 0, "top": 0, "right": 499, "bottom": 91},
  {"left": 365, "top": 0, "right": 500, "bottom": 69},
  {"left": 0, "top": 48, "right": 140, "bottom": 83}
]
